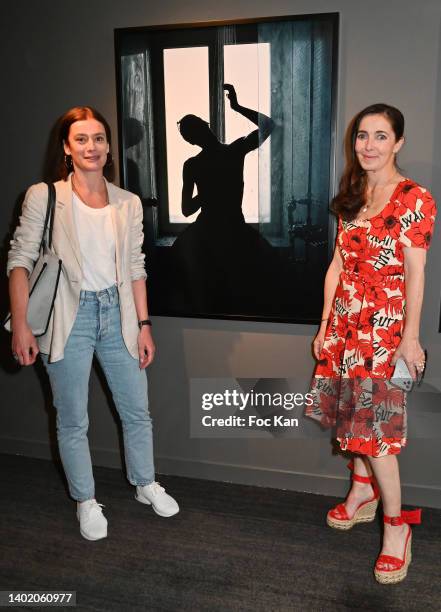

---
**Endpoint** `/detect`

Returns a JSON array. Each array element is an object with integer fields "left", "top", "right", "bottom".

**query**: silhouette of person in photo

[{"left": 171, "top": 83, "right": 278, "bottom": 315}]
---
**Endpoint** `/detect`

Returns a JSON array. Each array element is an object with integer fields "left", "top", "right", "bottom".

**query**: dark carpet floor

[{"left": 1, "top": 453, "right": 440, "bottom": 612}]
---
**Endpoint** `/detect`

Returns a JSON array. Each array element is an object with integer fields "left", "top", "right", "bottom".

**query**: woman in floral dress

[{"left": 307, "top": 104, "right": 436, "bottom": 584}]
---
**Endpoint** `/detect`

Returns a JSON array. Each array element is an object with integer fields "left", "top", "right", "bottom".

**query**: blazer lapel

[
  {"left": 55, "top": 175, "right": 82, "bottom": 269},
  {"left": 106, "top": 180, "right": 127, "bottom": 284}
]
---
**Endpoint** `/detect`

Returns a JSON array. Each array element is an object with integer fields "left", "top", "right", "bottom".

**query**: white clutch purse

[{"left": 390, "top": 358, "right": 414, "bottom": 392}]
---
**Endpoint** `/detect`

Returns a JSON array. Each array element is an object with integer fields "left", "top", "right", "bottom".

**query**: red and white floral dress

[{"left": 306, "top": 179, "right": 436, "bottom": 457}]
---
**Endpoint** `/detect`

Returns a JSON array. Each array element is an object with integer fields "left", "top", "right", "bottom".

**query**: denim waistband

[{"left": 79, "top": 284, "right": 118, "bottom": 304}]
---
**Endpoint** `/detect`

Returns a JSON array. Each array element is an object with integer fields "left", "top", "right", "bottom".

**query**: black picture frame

[{"left": 114, "top": 13, "right": 339, "bottom": 324}]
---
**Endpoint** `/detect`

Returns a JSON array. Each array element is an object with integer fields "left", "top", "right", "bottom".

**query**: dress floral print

[{"left": 306, "top": 180, "right": 436, "bottom": 457}]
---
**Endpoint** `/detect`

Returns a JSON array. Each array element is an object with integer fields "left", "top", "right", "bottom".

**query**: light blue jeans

[{"left": 41, "top": 285, "right": 155, "bottom": 501}]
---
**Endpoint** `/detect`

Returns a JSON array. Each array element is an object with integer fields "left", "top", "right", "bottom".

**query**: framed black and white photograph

[{"left": 115, "top": 13, "right": 339, "bottom": 323}]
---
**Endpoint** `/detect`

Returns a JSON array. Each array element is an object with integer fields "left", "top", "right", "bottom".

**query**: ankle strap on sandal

[
  {"left": 347, "top": 460, "right": 374, "bottom": 484},
  {"left": 352, "top": 473, "right": 373, "bottom": 484},
  {"left": 384, "top": 509, "right": 422, "bottom": 526}
]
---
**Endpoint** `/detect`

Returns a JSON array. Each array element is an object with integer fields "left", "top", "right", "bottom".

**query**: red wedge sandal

[
  {"left": 327, "top": 460, "right": 380, "bottom": 530},
  {"left": 374, "top": 509, "right": 422, "bottom": 584}
]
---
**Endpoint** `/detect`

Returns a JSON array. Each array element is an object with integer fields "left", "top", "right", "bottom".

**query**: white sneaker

[
  {"left": 76, "top": 499, "right": 108, "bottom": 541},
  {"left": 135, "top": 482, "right": 179, "bottom": 517}
]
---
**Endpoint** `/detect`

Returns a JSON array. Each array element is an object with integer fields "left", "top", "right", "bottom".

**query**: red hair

[{"left": 47, "top": 106, "right": 114, "bottom": 182}]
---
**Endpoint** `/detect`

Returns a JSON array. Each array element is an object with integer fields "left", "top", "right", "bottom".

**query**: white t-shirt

[{"left": 72, "top": 192, "right": 117, "bottom": 291}]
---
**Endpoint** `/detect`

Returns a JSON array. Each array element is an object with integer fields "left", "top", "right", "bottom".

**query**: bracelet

[
  {"left": 321, "top": 317, "right": 329, "bottom": 322},
  {"left": 138, "top": 319, "right": 152, "bottom": 329}
]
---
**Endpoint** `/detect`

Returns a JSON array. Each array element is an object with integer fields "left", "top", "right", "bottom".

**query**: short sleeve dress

[{"left": 306, "top": 179, "right": 437, "bottom": 457}]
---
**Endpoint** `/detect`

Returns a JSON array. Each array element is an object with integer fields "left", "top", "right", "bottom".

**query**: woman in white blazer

[{"left": 7, "top": 106, "right": 179, "bottom": 540}]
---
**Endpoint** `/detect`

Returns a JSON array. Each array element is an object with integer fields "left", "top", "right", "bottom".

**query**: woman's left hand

[
  {"left": 391, "top": 336, "right": 425, "bottom": 381},
  {"left": 138, "top": 326, "right": 156, "bottom": 369}
]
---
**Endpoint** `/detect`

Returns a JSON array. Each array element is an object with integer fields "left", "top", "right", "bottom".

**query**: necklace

[
  {"left": 72, "top": 175, "right": 109, "bottom": 208},
  {"left": 361, "top": 172, "right": 400, "bottom": 214}
]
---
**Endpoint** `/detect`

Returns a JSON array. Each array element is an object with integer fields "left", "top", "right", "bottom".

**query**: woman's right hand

[
  {"left": 223, "top": 83, "right": 239, "bottom": 109},
  {"left": 312, "top": 322, "right": 328, "bottom": 360},
  {"left": 11, "top": 323, "right": 39, "bottom": 366}
]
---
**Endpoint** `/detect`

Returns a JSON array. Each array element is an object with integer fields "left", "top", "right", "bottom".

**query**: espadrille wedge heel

[
  {"left": 374, "top": 509, "right": 421, "bottom": 584},
  {"left": 327, "top": 460, "right": 380, "bottom": 530}
]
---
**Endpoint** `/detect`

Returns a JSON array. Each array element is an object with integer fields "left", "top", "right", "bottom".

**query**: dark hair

[
  {"left": 51, "top": 106, "right": 114, "bottom": 182},
  {"left": 331, "top": 103, "right": 404, "bottom": 220},
  {"left": 178, "top": 114, "right": 209, "bottom": 144}
]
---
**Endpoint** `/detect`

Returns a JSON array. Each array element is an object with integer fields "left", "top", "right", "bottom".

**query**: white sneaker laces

[
  {"left": 147, "top": 482, "right": 165, "bottom": 495},
  {"left": 82, "top": 500, "right": 105, "bottom": 519}
]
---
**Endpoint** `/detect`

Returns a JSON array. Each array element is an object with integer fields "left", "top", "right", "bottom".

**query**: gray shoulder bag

[{"left": 4, "top": 183, "right": 63, "bottom": 337}]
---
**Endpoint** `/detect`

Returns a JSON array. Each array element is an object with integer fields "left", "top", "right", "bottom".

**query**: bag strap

[{"left": 39, "top": 183, "right": 56, "bottom": 251}]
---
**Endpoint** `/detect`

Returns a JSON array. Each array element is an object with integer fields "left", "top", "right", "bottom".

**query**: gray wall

[{"left": 1, "top": 0, "right": 441, "bottom": 507}]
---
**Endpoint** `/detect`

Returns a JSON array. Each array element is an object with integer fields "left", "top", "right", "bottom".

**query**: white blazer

[{"left": 7, "top": 175, "right": 147, "bottom": 362}]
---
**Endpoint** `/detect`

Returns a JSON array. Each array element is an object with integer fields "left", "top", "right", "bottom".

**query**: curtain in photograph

[
  {"left": 257, "top": 20, "right": 333, "bottom": 258},
  {"left": 121, "top": 50, "right": 157, "bottom": 202}
]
